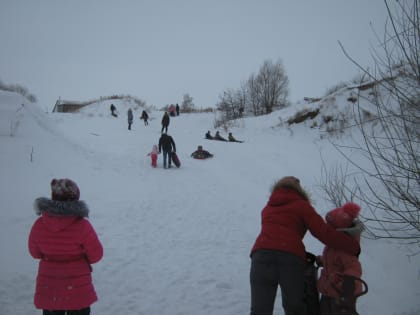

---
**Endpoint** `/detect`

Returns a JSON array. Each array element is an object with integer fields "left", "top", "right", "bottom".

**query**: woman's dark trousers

[
  {"left": 250, "top": 250, "right": 305, "bottom": 315},
  {"left": 43, "top": 307, "right": 90, "bottom": 315}
]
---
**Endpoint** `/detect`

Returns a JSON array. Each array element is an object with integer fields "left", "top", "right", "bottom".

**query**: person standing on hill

[
  {"left": 158, "top": 133, "right": 176, "bottom": 168},
  {"left": 250, "top": 176, "right": 362, "bottom": 315},
  {"left": 176, "top": 103, "right": 180, "bottom": 116},
  {"left": 127, "top": 108, "right": 134, "bottom": 130},
  {"left": 110, "top": 104, "right": 117, "bottom": 117},
  {"left": 140, "top": 110, "right": 149, "bottom": 126},
  {"left": 161, "top": 111, "right": 170, "bottom": 133},
  {"left": 28, "top": 178, "right": 103, "bottom": 315}
]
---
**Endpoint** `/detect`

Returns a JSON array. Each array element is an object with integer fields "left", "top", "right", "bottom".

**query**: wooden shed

[{"left": 52, "top": 98, "right": 87, "bottom": 113}]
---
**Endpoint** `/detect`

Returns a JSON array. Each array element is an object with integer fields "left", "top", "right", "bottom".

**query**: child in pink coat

[
  {"left": 147, "top": 144, "right": 159, "bottom": 168},
  {"left": 28, "top": 178, "right": 103, "bottom": 315},
  {"left": 317, "top": 202, "right": 364, "bottom": 315}
]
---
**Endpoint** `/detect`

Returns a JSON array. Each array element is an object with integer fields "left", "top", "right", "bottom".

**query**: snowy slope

[{"left": 0, "top": 90, "right": 419, "bottom": 315}]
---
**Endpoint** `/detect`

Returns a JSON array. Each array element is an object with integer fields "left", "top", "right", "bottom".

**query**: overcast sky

[{"left": 1, "top": 0, "right": 389, "bottom": 110}]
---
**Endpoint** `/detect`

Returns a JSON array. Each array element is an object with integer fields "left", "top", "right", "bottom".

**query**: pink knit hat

[
  {"left": 325, "top": 202, "right": 361, "bottom": 229},
  {"left": 51, "top": 178, "right": 80, "bottom": 201}
]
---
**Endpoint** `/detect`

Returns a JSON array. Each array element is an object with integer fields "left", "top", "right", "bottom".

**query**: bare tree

[
  {"left": 320, "top": 0, "right": 420, "bottom": 250},
  {"left": 181, "top": 93, "right": 195, "bottom": 112},
  {"left": 217, "top": 58, "right": 289, "bottom": 120},
  {"left": 251, "top": 59, "right": 289, "bottom": 114}
]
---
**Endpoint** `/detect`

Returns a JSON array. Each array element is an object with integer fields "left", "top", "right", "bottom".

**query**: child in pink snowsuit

[
  {"left": 317, "top": 202, "right": 364, "bottom": 315},
  {"left": 147, "top": 144, "right": 158, "bottom": 168}
]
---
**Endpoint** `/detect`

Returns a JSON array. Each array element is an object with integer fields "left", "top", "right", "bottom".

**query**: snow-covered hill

[{"left": 0, "top": 89, "right": 419, "bottom": 314}]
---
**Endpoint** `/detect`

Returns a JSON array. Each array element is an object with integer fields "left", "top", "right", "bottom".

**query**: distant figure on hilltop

[
  {"left": 169, "top": 104, "right": 176, "bottom": 117},
  {"left": 127, "top": 108, "right": 134, "bottom": 130},
  {"left": 176, "top": 103, "right": 180, "bottom": 116},
  {"left": 161, "top": 111, "right": 170, "bottom": 134},
  {"left": 140, "top": 110, "right": 149, "bottom": 126},
  {"left": 110, "top": 104, "right": 117, "bottom": 117}
]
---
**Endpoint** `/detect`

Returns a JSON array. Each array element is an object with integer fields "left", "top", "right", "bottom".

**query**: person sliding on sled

[
  {"left": 191, "top": 145, "right": 213, "bottom": 159},
  {"left": 317, "top": 202, "right": 366, "bottom": 315},
  {"left": 205, "top": 131, "right": 213, "bottom": 140},
  {"left": 228, "top": 132, "right": 243, "bottom": 143},
  {"left": 214, "top": 131, "right": 227, "bottom": 141}
]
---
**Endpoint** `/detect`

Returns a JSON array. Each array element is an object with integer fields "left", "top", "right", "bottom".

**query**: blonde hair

[{"left": 271, "top": 176, "right": 310, "bottom": 201}]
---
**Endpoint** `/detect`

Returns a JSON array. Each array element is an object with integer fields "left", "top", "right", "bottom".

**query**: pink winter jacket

[
  {"left": 317, "top": 244, "right": 363, "bottom": 299},
  {"left": 148, "top": 144, "right": 158, "bottom": 157},
  {"left": 28, "top": 197, "right": 103, "bottom": 310}
]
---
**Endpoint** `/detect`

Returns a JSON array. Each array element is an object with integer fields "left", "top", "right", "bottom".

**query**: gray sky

[{"left": 0, "top": 0, "right": 389, "bottom": 110}]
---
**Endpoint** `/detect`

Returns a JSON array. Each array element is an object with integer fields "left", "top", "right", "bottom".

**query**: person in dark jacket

[
  {"left": 110, "top": 104, "right": 117, "bottom": 117},
  {"left": 158, "top": 133, "right": 176, "bottom": 168},
  {"left": 127, "top": 108, "right": 134, "bottom": 130},
  {"left": 175, "top": 103, "right": 180, "bottom": 116},
  {"left": 250, "top": 176, "right": 362, "bottom": 315},
  {"left": 28, "top": 178, "right": 103, "bottom": 315},
  {"left": 140, "top": 110, "right": 149, "bottom": 126},
  {"left": 161, "top": 112, "right": 170, "bottom": 133}
]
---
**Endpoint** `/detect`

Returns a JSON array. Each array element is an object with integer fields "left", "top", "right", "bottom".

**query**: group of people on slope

[
  {"left": 205, "top": 130, "right": 243, "bottom": 143},
  {"left": 108, "top": 105, "right": 178, "bottom": 169},
  {"left": 110, "top": 104, "right": 150, "bottom": 129},
  {"left": 28, "top": 175, "right": 365, "bottom": 315}
]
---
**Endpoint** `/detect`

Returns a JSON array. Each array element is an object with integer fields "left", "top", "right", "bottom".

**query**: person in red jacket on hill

[
  {"left": 317, "top": 202, "right": 364, "bottom": 315},
  {"left": 249, "top": 176, "right": 362, "bottom": 315},
  {"left": 28, "top": 178, "right": 103, "bottom": 315}
]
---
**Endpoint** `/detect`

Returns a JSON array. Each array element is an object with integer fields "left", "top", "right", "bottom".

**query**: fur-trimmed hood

[{"left": 34, "top": 197, "right": 89, "bottom": 217}]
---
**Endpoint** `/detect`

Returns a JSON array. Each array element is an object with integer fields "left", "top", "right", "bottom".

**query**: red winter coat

[
  {"left": 317, "top": 244, "right": 363, "bottom": 298},
  {"left": 28, "top": 198, "right": 103, "bottom": 310},
  {"left": 251, "top": 188, "right": 360, "bottom": 260}
]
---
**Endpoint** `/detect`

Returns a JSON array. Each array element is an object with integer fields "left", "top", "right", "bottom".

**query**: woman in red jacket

[
  {"left": 250, "top": 176, "right": 361, "bottom": 315},
  {"left": 28, "top": 178, "right": 103, "bottom": 315}
]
